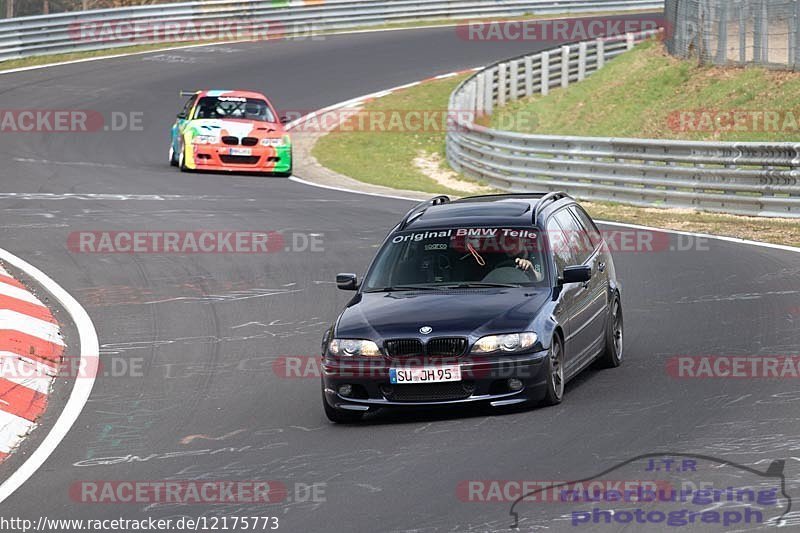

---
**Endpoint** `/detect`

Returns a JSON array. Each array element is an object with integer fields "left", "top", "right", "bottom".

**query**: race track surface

[{"left": 1, "top": 17, "right": 799, "bottom": 532}]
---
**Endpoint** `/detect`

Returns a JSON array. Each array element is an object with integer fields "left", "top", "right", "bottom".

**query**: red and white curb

[{"left": 0, "top": 263, "right": 64, "bottom": 463}]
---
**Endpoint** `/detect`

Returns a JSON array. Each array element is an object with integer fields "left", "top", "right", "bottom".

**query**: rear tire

[
  {"left": 540, "top": 335, "right": 564, "bottom": 406},
  {"left": 322, "top": 389, "right": 364, "bottom": 424},
  {"left": 598, "top": 297, "right": 623, "bottom": 368}
]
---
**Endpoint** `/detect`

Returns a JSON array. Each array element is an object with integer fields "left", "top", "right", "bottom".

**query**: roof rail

[
  {"left": 533, "top": 192, "right": 572, "bottom": 223},
  {"left": 398, "top": 195, "right": 450, "bottom": 230}
]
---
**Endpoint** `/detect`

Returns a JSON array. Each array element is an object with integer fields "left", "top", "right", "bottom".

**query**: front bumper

[
  {"left": 321, "top": 351, "right": 549, "bottom": 411},
  {"left": 187, "top": 144, "right": 292, "bottom": 173}
]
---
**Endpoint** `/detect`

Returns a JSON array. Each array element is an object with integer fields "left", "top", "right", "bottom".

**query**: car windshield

[
  {"left": 193, "top": 96, "right": 275, "bottom": 122},
  {"left": 363, "top": 227, "right": 549, "bottom": 291}
]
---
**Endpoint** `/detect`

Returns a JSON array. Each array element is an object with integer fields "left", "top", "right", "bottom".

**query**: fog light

[
  {"left": 507, "top": 378, "right": 523, "bottom": 391},
  {"left": 338, "top": 384, "right": 353, "bottom": 397}
]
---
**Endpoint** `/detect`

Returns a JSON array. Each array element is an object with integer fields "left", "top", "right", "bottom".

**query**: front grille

[
  {"left": 385, "top": 339, "right": 423, "bottom": 357},
  {"left": 241, "top": 137, "right": 259, "bottom": 146},
  {"left": 426, "top": 337, "right": 467, "bottom": 357},
  {"left": 383, "top": 381, "right": 475, "bottom": 402},
  {"left": 385, "top": 337, "right": 467, "bottom": 358},
  {"left": 219, "top": 155, "right": 260, "bottom": 165},
  {"left": 221, "top": 136, "right": 239, "bottom": 145}
]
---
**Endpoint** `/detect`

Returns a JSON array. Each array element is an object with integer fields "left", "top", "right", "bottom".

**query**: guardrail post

[
  {"left": 597, "top": 38, "right": 605, "bottom": 70},
  {"left": 498, "top": 63, "right": 507, "bottom": 107},
  {"left": 524, "top": 55, "right": 534, "bottom": 97},
  {"left": 475, "top": 72, "right": 485, "bottom": 116},
  {"left": 739, "top": 3, "right": 747, "bottom": 64},
  {"left": 626, "top": 32, "right": 635, "bottom": 50},
  {"left": 484, "top": 68, "right": 495, "bottom": 115},
  {"left": 510, "top": 59, "right": 519, "bottom": 100},
  {"left": 578, "top": 42, "right": 587, "bottom": 81},
  {"left": 541, "top": 51, "right": 550, "bottom": 95},
  {"left": 561, "top": 45, "right": 570, "bottom": 88}
]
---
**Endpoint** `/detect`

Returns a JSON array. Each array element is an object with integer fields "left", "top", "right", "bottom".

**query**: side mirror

[
  {"left": 336, "top": 273, "right": 358, "bottom": 291},
  {"left": 177, "top": 112, "right": 187, "bottom": 119},
  {"left": 561, "top": 265, "right": 591, "bottom": 285},
  {"left": 279, "top": 116, "right": 290, "bottom": 124}
]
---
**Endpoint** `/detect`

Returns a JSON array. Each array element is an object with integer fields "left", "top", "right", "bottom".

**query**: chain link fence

[{"left": 665, "top": 0, "right": 800, "bottom": 69}]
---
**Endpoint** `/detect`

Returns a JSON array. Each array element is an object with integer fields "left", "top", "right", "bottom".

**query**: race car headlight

[
  {"left": 329, "top": 339, "right": 381, "bottom": 357},
  {"left": 192, "top": 135, "right": 219, "bottom": 145},
  {"left": 471, "top": 333, "right": 538, "bottom": 354}
]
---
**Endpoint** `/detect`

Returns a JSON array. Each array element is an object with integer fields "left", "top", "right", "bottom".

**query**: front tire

[
  {"left": 169, "top": 144, "right": 178, "bottom": 167},
  {"left": 178, "top": 141, "right": 188, "bottom": 172},
  {"left": 540, "top": 335, "right": 564, "bottom": 406},
  {"left": 598, "top": 297, "right": 623, "bottom": 368},
  {"left": 322, "top": 389, "right": 364, "bottom": 424}
]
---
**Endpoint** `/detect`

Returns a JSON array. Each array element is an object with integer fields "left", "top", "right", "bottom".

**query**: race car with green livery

[{"left": 170, "top": 89, "right": 292, "bottom": 176}]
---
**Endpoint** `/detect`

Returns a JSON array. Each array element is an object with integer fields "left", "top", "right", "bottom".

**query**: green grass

[
  {"left": 313, "top": 75, "right": 479, "bottom": 195},
  {"left": 492, "top": 39, "right": 800, "bottom": 142},
  {"left": 312, "top": 61, "right": 800, "bottom": 247}
]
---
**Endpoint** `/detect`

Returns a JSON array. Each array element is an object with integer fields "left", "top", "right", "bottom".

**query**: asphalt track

[{"left": 0, "top": 16, "right": 799, "bottom": 533}]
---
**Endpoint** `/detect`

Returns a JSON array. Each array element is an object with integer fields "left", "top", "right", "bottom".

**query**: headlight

[
  {"left": 192, "top": 135, "right": 219, "bottom": 145},
  {"left": 329, "top": 339, "right": 381, "bottom": 357},
  {"left": 260, "top": 135, "right": 291, "bottom": 147},
  {"left": 471, "top": 332, "right": 538, "bottom": 354}
]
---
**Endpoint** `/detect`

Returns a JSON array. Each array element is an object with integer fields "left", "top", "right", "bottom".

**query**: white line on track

[{"left": 0, "top": 249, "right": 99, "bottom": 505}]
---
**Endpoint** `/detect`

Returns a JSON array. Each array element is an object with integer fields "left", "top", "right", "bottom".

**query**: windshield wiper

[
  {"left": 367, "top": 285, "right": 444, "bottom": 293},
  {"left": 443, "top": 282, "right": 522, "bottom": 289}
]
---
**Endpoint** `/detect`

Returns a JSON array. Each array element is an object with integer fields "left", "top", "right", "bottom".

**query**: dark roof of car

[{"left": 402, "top": 193, "right": 574, "bottom": 231}]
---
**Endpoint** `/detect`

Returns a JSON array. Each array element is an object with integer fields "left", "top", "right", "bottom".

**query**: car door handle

[{"left": 598, "top": 262, "right": 606, "bottom": 273}]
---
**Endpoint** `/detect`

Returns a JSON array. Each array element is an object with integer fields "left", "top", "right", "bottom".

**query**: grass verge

[
  {"left": 492, "top": 39, "right": 800, "bottom": 142},
  {"left": 312, "top": 67, "right": 800, "bottom": 248}
]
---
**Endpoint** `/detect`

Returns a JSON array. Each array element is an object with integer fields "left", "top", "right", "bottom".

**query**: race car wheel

[
  {"left": 322, "top": 389, "right": 364, "bottom": 424},
  {"left": 169, "top": 145, "right": 178, "bottom": 167},
  {"left": 540, "top": 335, "right": 564, "bottom": 406},
  {"left": 178, "top": 141, "right": 188, "bottom": 171},
  {"left": 598, "top": 296, "right": 623, "bottom": 368}
]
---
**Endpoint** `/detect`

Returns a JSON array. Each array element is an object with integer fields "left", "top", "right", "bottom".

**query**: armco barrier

[
  {"left": 446, "top": 30, "right": 800, "bottom": 218},
  {"left": 0, "top": 0, "right": 664, "bottom": 62}
]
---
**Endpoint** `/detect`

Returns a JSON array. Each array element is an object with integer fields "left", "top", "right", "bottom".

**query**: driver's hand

[{"left": 515, "top": 258, "right": 533, "bottom": 271}]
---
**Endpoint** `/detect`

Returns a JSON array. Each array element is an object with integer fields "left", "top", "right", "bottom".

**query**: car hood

[
  {"left": 336, "top": 288, "right": 551, "bottom": 340},
  {"left": 187, "top": 119, "right": 282, "bottom": 138}
]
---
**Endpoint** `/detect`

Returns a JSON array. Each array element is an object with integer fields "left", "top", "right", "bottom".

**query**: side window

[
  {"left": 181, "top": 96, "right": 196, "bottom": 119},
  {"left": 547, "top": 217, "right": 576, "bottom": 275},
  {"left": 569, "top": 206, "right": 602, "bottom": 248},
  {"left": 554, "top": 209, "right": 591, "bottom": 265}
]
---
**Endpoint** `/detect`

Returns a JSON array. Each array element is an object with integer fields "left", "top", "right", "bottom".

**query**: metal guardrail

[
  {"left": 0, "top": 0, "right": 664, "bottom": 62},
  {"left": 446, "top": 30, "right": 800, "bottom": 218}
]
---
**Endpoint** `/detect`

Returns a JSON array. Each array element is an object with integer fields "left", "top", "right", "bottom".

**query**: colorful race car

[{"left": 170, "top": 89, "right": 292, "bottom": 176}]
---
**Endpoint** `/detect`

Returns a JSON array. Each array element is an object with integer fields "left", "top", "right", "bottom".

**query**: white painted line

[
  {"left": 0, "top": 310, "right": 64, "bottom": 346},
  {"left": 0, "top": 410, "right": 36, "bottom": 454},
  {"left": 0, "top": 351, "right": 57, "bottom": 380},
  {"left": 0, "top": 281, "right": 46, "bottom": 307},
  {"left": 0, "top": 248, "right": 99, "bottom": 504},
  {"left": 1, "top": 374, "right": 53, "bottom": 396}
]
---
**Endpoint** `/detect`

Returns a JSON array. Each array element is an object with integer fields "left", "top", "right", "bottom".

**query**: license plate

[
  {"left": 389, "top": 365, "right": 461, "bottom": 384},
  {"left": 230, "top": 148, "right": 252, "bottom": 156}
]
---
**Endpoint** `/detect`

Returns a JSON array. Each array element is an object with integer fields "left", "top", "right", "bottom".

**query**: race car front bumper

[{"left": 187, "top": 144, "right": 292, "bottom": 173}]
